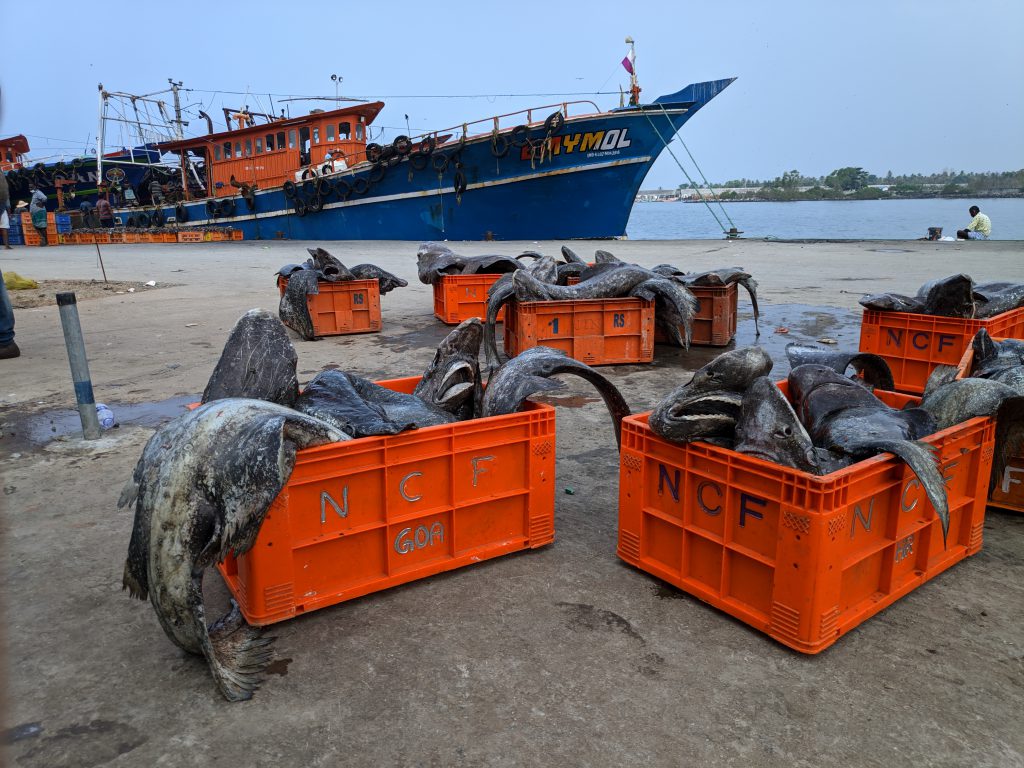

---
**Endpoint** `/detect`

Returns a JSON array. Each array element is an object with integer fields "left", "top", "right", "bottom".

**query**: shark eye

[{"left": 777, "top": 426, "right": 793, "bottom": 438}]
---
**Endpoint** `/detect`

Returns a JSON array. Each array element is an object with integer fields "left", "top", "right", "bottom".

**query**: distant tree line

[{"left": 696, "top": 168, "right": 1024, "bottom": 201}]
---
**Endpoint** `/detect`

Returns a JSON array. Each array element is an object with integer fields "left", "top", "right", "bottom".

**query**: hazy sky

[{"left": 2, "top": 1, "right": 1021, "bottom": 189}]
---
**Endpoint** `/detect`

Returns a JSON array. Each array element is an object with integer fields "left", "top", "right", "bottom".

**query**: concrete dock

[{"left": 2, "top": 238, "right": 1023, "bottom": 767}]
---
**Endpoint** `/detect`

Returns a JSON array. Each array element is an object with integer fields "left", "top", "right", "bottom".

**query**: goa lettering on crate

[
  {"left": 883, "top": 328, "right": 958, "bottom": 355},
  {"left": 656, "top": 463, "right": 766, "bottom": 526},
  {"left": 519, "top": 128, "right": 633, "bottom": 161},
  {"left": 394, "top": 522, "right": 445, "bottom": 554},
  {"left": 895, "top": 533, "right": 915, "bottom": 563}
]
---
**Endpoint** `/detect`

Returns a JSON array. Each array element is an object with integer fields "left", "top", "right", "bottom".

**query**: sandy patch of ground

[{"left": 7, "top": 279, "right": 175, "bottom": 308}]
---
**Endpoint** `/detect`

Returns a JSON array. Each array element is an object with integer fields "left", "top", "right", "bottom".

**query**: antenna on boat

[{"left": 331, "top": 74, "right": 341, "bottom": 103}]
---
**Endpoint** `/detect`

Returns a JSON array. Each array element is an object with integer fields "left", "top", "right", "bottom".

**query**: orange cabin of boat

[
  {"left": 157, "top": 102, "right": 383, "bottom": 199},
  {"left": 0, "top": 135, "right": 30, "bottom": 172}
]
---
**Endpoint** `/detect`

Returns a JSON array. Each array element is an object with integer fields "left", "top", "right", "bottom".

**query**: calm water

[{"left": 625, "top": 198, "right": 1024, "bottom": 240}]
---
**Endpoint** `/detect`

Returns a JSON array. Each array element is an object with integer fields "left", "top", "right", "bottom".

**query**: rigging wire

[{"left": 640, "top": 105, "right": 736, "bottom": 236}]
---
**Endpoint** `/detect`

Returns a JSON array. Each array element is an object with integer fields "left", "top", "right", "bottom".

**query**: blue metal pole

[{"left": 56, "top": 292, "right": 102, "bottom": 440}]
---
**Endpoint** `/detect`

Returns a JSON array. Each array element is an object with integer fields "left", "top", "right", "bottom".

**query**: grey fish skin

[
  {"left": 348, "top": 264, "right": 408, "bottom": 295},
  {"left": 628, "top": 277, "right": 698, "bottom": 349},
  {"left": 918, "top": 274, "right": 980, "bottom": 318},
  {"left": 481, "top": 346, "right": 631, "bottom": 448},
  {"left": 413, "top": 318, "right": 484, "bottom": 421},
  {"left": 648, "top": 389, "right": 745, "bottom": 443},
  {"left": 656, "top": 265, "right": 761, "bottom": 337},
  {"left": 279, "top": 269, "right": 320, "bottom": 340},
  {"left": 202, "top": 309, "right": 299, "bottom": 406},
  {"left": 484, "top": 274, "right": 517, "bottom": 368},
  {"left": 919, "top": 377, "right": 1024, "bottom": 495},
  {"left": 307, "top": 247, "right": 355, "bottom": 281},
  {"left": 458, "top": 255, "right": 522, "bottom": 276},
  {"left": 483, "top": 260, "right": 563, "bottom": 368},
  {"left": 593, "top": 249, "right": 623, "bottom": 265},
  {"left": 120, "top": 399, "right": 347, "bottom": 701},
  {"left": 784, "top": 343, "right": 895, "bottom": 392},
  {"left": 560, "top": 245, "right": 585, "bottom": 265},
  {"left": 513, "top": 264, "right": 655, "bottom": 302},
  {"left": 789, "top": 364, "right": 949, "bottom": 542},
  {"left": 858, "top": 293, "right": 926, "bottom": 313},
  {"left": 295, "top": 370, "right": 413, "bottom": 437},
  {"left": 276, "top": 263, "right": 306, "bottom": 278},
  {"left": 648, "top": 347, "right": 772, "bottom": 443},
  {"left": 970, "top": 329, "right": 1024, "bottom": 381},
  {"left": 973, "top": 282, "right": 1024, "bottom": 319},
  {"left": 344, "top": 373, "right": 458, "bottom": 428},
  {"left": 417, "top": 242, "right": 464, "bottom": 285},
  {"left": 734, "top": 377, "right": 823, "bottom": 474}
]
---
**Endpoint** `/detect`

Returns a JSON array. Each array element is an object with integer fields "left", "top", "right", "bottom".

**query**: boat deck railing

[{"left": 426, "top": 100, "right": 602, "bottom": 145}]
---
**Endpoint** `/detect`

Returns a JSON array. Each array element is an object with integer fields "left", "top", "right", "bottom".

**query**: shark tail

[
  {"left": 871, "top": 438, "right": 949, "bottom": 545},
  {"left": 201, "top": 600, "right": 276, "bottom": 703}
]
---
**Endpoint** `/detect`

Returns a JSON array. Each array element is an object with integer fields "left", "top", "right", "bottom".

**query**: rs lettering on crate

[
  {"left": 884, "top": 329, "right": 958, "bottom": 354},
  {"left": 394, "top": 522, "right": 445, "bottom": 554}
]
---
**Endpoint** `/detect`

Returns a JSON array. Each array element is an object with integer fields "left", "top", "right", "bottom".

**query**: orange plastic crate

[
  {"left": 216, "top": 376, "right": 557, "bottom": 625},
  {"left": 654, "top": 283, "right": 739, "bottom": 346},
  {"left": 230, "top": 229, "right": 244, "bottom": 240},
  {"left": 433, "top": 274, "right": 505, "bottom": 324},
  {"left": 503, "top": 297, "right": 654, "bottom": 365},
  {"left": 277, "top": 275, "right": 382, "bottom": 336},
  {"left": 177, "top": 231, "right": 204, "bottom": 243},
  {"left": 617, "top": 384, "right": 994, "bottom": 654},
  {"left": 954, "top": 339, "right": 1023, "bottom": 513},
  {"left": 859, "top": 307, "right": 1024, "bottom": 394}
]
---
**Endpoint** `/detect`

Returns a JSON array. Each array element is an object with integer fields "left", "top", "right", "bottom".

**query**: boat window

[
  {"left": 312, "top": 127, "right": 320, "bottom": 144},
  {"left": 356, "top": 123, "right": 364, "bottom": 140},
  {"left": 288, "top": 130, "right": 296, "bottom": 149},
  {"left": 265, "top": 134, "right": 274, "bottom": 151},
  {"left": 214, "top": 145, "right": 221, "bottom": 161},
  {"left": 255, "top": 138, "right": 263, "bottom": 154},
  {"left": 326, "top": 124, "right": 335, "bottom": 142},
  {"left": 278, "top": 131, "right": 286, "bottom": 150},
  {"left": 245, "top": 139, "right": 252, "bottom": 156},
  {"left": 339, "top": 122, "right": 350, "bottom": 139},
  {"left": 234, "top": 141, "right": 242, "bottom": 158},
  {"left": 223, "top": 141, "right": 231, "bottom": 159}
]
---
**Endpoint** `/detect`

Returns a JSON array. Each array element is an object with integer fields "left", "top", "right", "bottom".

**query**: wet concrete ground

[{"left": 1, "top": 238, "right": 1023, "bottom": 766}]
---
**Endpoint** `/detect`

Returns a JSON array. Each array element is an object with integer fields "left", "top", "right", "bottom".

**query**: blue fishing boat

[
  {"left": 113, "top": 75, "right": 735, "bottom": 240},
  {"left": 1, "top": 135, "right": 166, "bottom": 212}
]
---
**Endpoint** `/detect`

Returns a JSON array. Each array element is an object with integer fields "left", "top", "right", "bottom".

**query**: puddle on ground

[
  {"left": 868, "top": 248, "right": 914, "bottom": 254},
  {"left": 649, "top": 302, "right": 861, "bottom": 377},
  {"left": 0, "top": 394, "right": 199, "bottom": 452}
]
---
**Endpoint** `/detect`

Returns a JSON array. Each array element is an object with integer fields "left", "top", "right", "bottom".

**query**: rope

[{"left": 640, "top": 104, "right": 737, "bottom": 236}]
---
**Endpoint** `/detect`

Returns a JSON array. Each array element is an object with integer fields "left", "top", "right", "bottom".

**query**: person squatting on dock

[{"left": 957, "top": 205, "right": 991, "bottom": 240}]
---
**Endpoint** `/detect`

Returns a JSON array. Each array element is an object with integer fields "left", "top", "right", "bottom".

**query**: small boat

[{"left": 107, "top": 69, "right": 735, "bottom": 240}]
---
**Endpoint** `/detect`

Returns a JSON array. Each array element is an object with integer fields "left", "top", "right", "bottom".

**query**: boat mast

[
  {"left": 97, "top": 84, "right": 106, "bottom": 182},
  {"left": 168, "top": 79, "right": 186, "bottom": 141},
  {"left": 625, "top": 36, "right": 641, "bottom": 106}
]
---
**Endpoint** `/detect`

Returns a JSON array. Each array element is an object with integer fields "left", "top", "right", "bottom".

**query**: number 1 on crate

[{"left": 548, "top": 318, "right": 560, "bottom": 335}]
